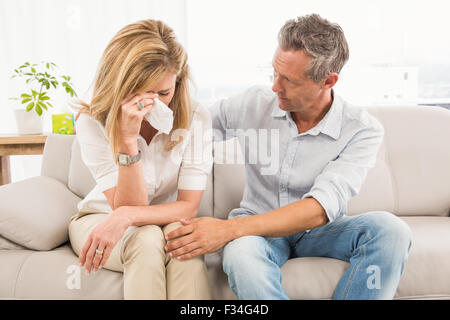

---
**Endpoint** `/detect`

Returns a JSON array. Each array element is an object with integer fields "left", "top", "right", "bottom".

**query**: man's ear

[{"left": 322, "top": 72, "right": 339, "bottom": 89}]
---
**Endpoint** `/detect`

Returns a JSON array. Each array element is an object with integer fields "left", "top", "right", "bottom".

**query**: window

[{"left": 186, "top": 0, "right": 450, "bottom": 109}]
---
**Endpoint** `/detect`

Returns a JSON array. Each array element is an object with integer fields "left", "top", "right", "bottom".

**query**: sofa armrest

[{"left": 0, "top": 176, "right": 81, "bottom": 251}]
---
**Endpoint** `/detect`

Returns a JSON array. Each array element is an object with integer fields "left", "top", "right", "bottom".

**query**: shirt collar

[{"left": 271, "top": 90, "right": 343, "bottom": 140}]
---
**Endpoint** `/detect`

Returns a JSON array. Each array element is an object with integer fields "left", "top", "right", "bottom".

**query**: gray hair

[{"left": 278, "top": 14, "right": 349, "bottom": 82}]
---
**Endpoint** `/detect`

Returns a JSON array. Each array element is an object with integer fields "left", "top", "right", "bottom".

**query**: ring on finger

[
  {"left": 95, "top": 249, "right": 104, "bottom": 256},
  {"left": 137, "top": 101, "right": 145, "bottom": 110}
]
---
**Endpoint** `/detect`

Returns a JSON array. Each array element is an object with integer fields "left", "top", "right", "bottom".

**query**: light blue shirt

[{"left": 209, "top": 86, "right": 384, "bottom": 224}]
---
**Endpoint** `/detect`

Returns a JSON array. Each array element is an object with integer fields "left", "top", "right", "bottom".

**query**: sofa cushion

[
  {"left": 281, "top": 256, "right": 349, "bottom": 299},
  {"left": 361, "top": 106, "right": 450, "bottom": 217},
  {"left": 213, "top": 139, "right": 245, "bottom": 220},
  {"left": 0, "top": 245, "right": 123, "bottom": 299},
  {"left": 0, "top": 176, "right": 81, "bottom": 251},
  {"left": 0, "top": 249, "right": 34, "bottom": 298},
  {"left": 0, "top": 235, "right": 26, "bottom": 250},
  {"left": 197, "top": 171, "right": 214, "bottom": 218},
  {"left": 394, "top": 216, "right": 450, "bottom": 299},
  {"left": 41, "top": 134, "right": 76, "bottom": 186},
  {"left": 68, "top": 138, "right": 96, "bottom": 199}
]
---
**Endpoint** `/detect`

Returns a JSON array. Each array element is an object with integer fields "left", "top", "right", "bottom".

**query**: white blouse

[{"left": 75, "top": 103, "right": 213, "bottom": 214}]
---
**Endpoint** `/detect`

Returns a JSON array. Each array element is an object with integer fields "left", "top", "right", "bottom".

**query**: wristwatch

[{"left": 117, "top": 150, "right": 142, "bottom": 166}]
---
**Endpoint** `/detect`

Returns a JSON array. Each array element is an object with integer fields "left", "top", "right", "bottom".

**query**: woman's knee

[
  {"left": 122, "top": 225, "right": 166, "bottom": 261},
  {"left": 162, "top": 221, "right": 182, "bottom": 238},
  {"left": 68, "top": 213, "right": 109, "bottom": 256}
]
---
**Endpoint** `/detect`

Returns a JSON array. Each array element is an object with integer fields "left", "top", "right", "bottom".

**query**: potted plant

[{"left": 9, "top": 61, "right": 77, "bottom": 134}]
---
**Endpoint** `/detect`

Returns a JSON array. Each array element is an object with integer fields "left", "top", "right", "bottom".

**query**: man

[{"left": 165, "top": 14, "right": 412, "bottom": 300}]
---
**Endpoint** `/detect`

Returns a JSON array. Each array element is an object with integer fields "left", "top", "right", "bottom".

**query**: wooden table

[{"left": 0, "top": 133, "right": 49, "bottom": 185}]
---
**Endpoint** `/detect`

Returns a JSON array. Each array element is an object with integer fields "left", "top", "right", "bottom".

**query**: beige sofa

[{"left": 0, "top": 105, "right": 449, "bottom": 300}]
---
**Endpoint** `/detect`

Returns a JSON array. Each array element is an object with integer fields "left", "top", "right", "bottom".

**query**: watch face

[{"left": 118, "top": 154, "right": 129, "bottom": 165}]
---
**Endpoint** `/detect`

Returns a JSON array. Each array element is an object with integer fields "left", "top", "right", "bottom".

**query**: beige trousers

[{"left": 68, "top": 213, "right": 211, "bottom": 300}]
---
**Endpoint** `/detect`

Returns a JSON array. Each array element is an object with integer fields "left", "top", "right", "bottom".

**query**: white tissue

[{"left": 144, "top": 98, "right": 174, "bottom": 134}]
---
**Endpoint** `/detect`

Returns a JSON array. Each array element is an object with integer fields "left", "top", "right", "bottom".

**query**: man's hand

[{"left": 165, "top": 217, "right": 233, "bottom": 260}]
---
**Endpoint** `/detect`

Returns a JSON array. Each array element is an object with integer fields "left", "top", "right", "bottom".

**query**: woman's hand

[
  {"left": 118, "top": 92, "right": 158, "bottom": 145},
  {"left": 78, "top": 209, "right": 132, "bottom": 274}
]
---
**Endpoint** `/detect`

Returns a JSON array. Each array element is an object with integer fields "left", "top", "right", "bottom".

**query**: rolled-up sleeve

[
  {"left": 301, "top": 121, "right": 384, "bottom": 223},
  {"left": 75, "top": 113, "right": 118, "bottom": 193},
  {"left": 177, "top": 104, "right": 213, "bottom": 190}
]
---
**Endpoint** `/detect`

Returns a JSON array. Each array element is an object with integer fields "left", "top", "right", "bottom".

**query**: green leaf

[
  {"left": 46, "top": 102, "right": 54, "bottom": 108},
  {"left": 21, "top": 98, "right": 32, "bottom": 104},
  {"left": 31, "top": 67, "right": 36, "bottom": 73},
  {"left": 65, "top": 86, "right": 70, "bottom": 93},
  {"left": 46, "top": 63, "right": 50, "bottom": 69},
  {"left": 40, "top": 96, "right": 50, "bottom": 101},
  {"left": 38, "top": 101, "right": 47, "bottom": 111},
  {"left": 20, "top": 93, "right": 31, "bottom": 98},
  {"left": 26, "top": 102, "right": 34, "bottom": 112},
  {"left": 35, "top": 104, "right": 43, "bottom": 116}
]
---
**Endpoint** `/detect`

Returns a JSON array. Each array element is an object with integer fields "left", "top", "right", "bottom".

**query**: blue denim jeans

[{"left": 222, "top": 211, "right": 412, "bottom": 300}]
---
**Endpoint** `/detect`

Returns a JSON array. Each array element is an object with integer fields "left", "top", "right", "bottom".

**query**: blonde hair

[{"left": 72, "top": 19, "right": 192, "bottom": 160}]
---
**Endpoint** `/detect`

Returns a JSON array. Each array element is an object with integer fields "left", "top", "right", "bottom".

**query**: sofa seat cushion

[
  {"left": 2, "top": 216, "right": 449, "bottom": 300},
  {"left": 280, "top": 216, "right": 450, "bottom": 299},
  {"left": 394, "top": 216, "right": 450, "bottom": 299},
  {"left": 0, "top": 244, "right": 123, "bottom": 299},
  {"left": 0, "top": 176, "right": 81, "bottom": 251}
]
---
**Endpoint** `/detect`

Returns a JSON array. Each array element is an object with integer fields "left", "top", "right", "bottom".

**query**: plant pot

[{"left": 14, "top": 109, "right": 44, "bottom": 135}]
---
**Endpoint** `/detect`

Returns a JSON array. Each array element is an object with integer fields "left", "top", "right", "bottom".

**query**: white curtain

[{"left": 0, "top": 0, "right": 187, "bottom": 182}]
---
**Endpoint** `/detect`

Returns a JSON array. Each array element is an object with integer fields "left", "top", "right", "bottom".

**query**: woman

[{"left": 68, "top": 19, "right": 213, "bottom": 300}]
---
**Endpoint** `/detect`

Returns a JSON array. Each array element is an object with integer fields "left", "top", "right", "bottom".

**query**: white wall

[{"left": 0, "top": 0, "right": 186, "bottom": 182}]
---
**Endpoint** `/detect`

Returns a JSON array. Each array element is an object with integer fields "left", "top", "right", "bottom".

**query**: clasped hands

[{"left": 78, "top": 212, "right": 231, "bottom": 274}]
